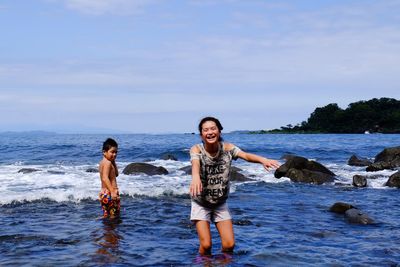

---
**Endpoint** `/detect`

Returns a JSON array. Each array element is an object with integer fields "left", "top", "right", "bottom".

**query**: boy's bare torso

[{"left": 99, "top": 159, "right": 118, "bottom": 191}]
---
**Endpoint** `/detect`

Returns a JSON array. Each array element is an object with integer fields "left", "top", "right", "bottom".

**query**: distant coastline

[{"left": 250, "top": 97, "right": 400, "bottom": 134}]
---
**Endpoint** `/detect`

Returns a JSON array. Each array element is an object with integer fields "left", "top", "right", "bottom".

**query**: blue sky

[{"left": 1, "top": 0, "right": 399, "bottom": 133}]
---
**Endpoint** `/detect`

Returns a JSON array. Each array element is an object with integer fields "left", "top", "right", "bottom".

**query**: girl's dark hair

[
  {"left": 198, "top": 117, "right": 224, "bottom": 141},
  {"left": 102, "top": 138, "right": 118, "bottom": 151}
]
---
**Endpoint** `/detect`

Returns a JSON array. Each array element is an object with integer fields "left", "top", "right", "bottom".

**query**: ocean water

[{"left": 0, "top": 133, "right": 399, "bottom": 266}]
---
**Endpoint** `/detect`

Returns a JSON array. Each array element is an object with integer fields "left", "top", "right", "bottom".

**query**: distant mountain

[{"left": 253, "top": 97, "right": 400, "bottom": 134}]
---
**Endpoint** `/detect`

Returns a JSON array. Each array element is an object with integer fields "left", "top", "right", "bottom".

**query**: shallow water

[{"left": 0, "top": 133, "right": 400, "bottom": 266}]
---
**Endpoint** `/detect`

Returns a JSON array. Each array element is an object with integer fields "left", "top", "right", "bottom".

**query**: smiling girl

[{"left": 189, "top": 117, "right": 280, "bottom": 255}]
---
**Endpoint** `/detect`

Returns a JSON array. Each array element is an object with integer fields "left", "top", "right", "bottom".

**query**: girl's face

[
  {"left": 103, "top": 146, "right": 118, "bottom": 161},
  {"left": 200, "top": 121, "right": 221, "bottom": 145}
]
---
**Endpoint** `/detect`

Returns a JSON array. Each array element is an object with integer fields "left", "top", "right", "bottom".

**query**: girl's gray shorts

[{"left": 190, "top": 200, "right": 232, "bottom": 223}]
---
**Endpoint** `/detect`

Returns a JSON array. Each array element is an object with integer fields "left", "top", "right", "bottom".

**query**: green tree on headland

[{"left": 256, "top": 98, "right": 400, "bottom": 134}]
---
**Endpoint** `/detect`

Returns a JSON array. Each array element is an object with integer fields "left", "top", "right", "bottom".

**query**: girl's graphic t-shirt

[{"left": 190, "top": 142, "right": 241, "bottom": 208}]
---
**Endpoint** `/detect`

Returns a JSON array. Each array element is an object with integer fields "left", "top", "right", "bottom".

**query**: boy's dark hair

[
  {"left": 102, "top": 138, "right": 118, "bottom": 152},
  {"left": 198, "top": 117, "right": 224, "bottom": 141}
]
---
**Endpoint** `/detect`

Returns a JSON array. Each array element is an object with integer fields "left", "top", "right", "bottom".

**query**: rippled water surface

[{"left": 0, "top": 133, "right": 399, "bottom": 266}]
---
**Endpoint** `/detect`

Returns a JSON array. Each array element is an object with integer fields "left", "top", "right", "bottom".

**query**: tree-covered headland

[{"left": 255, "top": 98, "right": 400, "bottom": 134}]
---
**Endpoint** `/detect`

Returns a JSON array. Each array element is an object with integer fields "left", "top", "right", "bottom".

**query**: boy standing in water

[
  {"left": 99, "top": 138, "right": 120, "bottom": 218},
  {"left": 190, "top": 117, "right": 280, "bottom": 255}
]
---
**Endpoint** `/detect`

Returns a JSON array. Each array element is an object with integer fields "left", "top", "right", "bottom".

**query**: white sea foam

[
  {"left": 0, "top": 160, "right": 396, "bottom": 204},
  {"left": 326, "top": 163, "right": 397, "bottom": 188}
]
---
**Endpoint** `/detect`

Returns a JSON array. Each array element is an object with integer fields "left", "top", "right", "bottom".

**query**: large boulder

[
  {"left": 123, "top": 163, "right": 169, "bottom": 175},
  {"left": 275, "top": 155, "right": 335, "bottom": 184},
  {"left": 366, "top": 146, "right": 400, "bottom": 172},
  {"left": 385, "top": 171, "right": 400, "bottom": 188},
  {"left": 348, "top": 155, "right": 372, "bottom": 167}
]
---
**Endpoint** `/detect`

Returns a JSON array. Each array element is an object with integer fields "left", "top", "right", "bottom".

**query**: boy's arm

[
  {"left": 100, "top": 161, "right": 119, "bottom": 198},
  {"left": 226, "top": 143, "right": 280, "bottom": 171},
  {"left": 112, "top": 161, "right": 119, "bottom": 177},
  {"left": 189, "top": 145, "right": 202, "bottom": 197}
]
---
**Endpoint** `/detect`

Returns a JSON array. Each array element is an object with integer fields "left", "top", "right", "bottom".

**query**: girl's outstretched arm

[{"left": 226, "top": 143, "right": 280, "bottom": 171}]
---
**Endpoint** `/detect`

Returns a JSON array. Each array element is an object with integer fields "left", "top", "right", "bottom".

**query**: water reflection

[
  {"left": 93, "top": 218, "right": 123, "bottom": 264},
  {"left": 193, "top": 252, "right": 233, "bottom": 266}
]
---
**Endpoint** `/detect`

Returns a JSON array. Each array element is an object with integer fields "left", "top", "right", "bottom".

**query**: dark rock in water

[
  {"left": 275, "top": 155, "right": 335, "bottom": 177},
  {"left": 345, "top": 208, "right": 374, "bottom": 225},
  {"left": 18, "top": 168, "right": 40, "bottom": 174},
  {"left": 374, "top": 146, "right": 400, "bottom": 163},
  {"left": 352, "top": 175, "right": 367, "bottom": 187},
  {"left": 161, "top": 153, "right": 178, "bottom": 161},
  {"left": 179, "top": 165, "right": 251, "bottom": 182},
  {"left": 329, "top": 202, "right": 374, "bottom": 225},
  {"left": 385, "top": 171, "right": 400, "bottom": 188},
  {"left": 348, "top": 155, "right": 372, "bottom": 166},
  {"left": 179, "top": 165, "right": 192, "bottom": 175},
  {"left": 285, "top": 168, "right": 312, "bottom": 183},
  {"left": 366, "top": 161, "right": 392, "bottom": 172},
  {"left": 123, "top": 163, "right": 169, "bottom": 175},
  {"left": 230, "top": 169, "right": 252, "bottom": 182},
  {"left": 280, "top": 154, "right": 297, "bottom": 160},
  {"left": 275, "top": 155, "right": 335, "bottom": 184},
  {"left": 367, "top": 146, "right": 400, "bottom": 171},
  {"left": 329, "top": 202, "right": 355, "bottom": 214},
  {"left": 86, "top": 168, "right": 99, "bottom": 173},
  {"left": 286, "top": 168, "right": 335, "bottom": 185}
]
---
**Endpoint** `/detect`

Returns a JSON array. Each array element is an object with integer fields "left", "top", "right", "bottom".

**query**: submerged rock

[
  {"left": 47, "top": 170, "right": 65, "bottom": 175},
  {"left": 233, "top": 219, "right": 253, "bottom": 226},
  {"left": 329, "top": 202, "right": 374, "bottom": 225},
  {"left": 345, "top": 208, "right": 374, "bottom": 225},
  {"left": 123, "top": 163, "right": 169, "bottom": 176},
  {"left": 18, "top": 168, "right": 40, "bottom": 174}
]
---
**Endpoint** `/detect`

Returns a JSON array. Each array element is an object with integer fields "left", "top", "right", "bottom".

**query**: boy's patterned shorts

[{"left": 99, "top": 188, "right": 120, "bottom": 218}]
